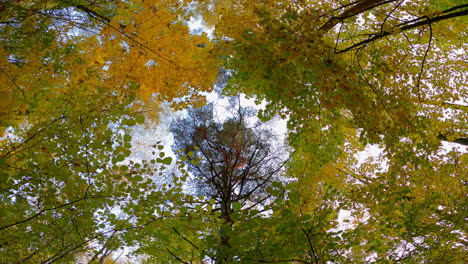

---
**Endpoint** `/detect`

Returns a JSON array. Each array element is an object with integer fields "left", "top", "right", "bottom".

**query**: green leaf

[
  {"left": 134, "top": 175, "right": 143, "bottom": 182},
  {"left": 232, "top": 202, "right": 242, "bottom": 211},
  {"left": 0, "top": 158, "right": 7, "bottom": 169},
  {"left": 249, "top": 209, "right": 259, "bottom": 216},
  {"left": 124, "top": 149, "right": 132, "bottom": 156},
  {"left": 115, "top": 154, "right": 125, "bottom": 162},
  {"left": 162, "top": 157, "right": 172, "bottom": 165},
  {"left": 135, "top": 115, "right": 145, "bottom": 124},
  {"left": 157, "top": 157, "right": 172, "bottom": 165},
  {"left": 121, "top": 118, "right": 136, "bottom": 127},
  {"left": 123, "top": 134, "right": 132, "bottom": 142}
]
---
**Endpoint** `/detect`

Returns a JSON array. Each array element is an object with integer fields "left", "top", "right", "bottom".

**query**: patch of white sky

[
  {"left": 187, "top": 15, "right": 214, "bottom": 38},
  {"left": 354, "top": 143, "right": 387, "bottom": 172}
]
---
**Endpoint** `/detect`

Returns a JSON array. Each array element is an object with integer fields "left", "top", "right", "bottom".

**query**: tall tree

[{"left": 171, "top": 98, "right": 287, "bottom": 263}]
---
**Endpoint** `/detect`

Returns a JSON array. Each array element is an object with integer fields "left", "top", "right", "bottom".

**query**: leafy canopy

[{"left": 0, "top": 0, "right": 466, "bottom": 263}]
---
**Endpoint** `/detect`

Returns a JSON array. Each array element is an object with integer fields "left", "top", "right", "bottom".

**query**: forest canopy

[{"left": 0, "top": 0, "right": 466, "bottom": 263}]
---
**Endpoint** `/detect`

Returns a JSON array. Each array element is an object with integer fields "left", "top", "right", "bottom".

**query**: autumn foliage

[{"left": 1, "top": 0, "right": 466, "bottom": 263}]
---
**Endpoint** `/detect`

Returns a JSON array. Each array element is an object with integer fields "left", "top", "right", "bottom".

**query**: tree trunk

[{"left": 217, "top": 196, "right": 234, "bottom": 264}]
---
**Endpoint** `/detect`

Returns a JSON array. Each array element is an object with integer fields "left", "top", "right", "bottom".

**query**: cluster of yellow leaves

[
  {"left": 0, "top": 0, "right": 219, "bottom": 136},
  {"left": 87, "top": 0, "right": 218, "bottom": 108},
  {"left": 194, "top": 0, "right": 262, "bottom": 37}
]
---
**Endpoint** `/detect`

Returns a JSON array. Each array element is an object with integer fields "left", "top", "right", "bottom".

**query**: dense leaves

[
  {"left": 1, "top": 0, "right": 466, "bottom": 263},
  {"left": 199, "top": 0, "right": 467, "bottom": 262},
  {"left": 0, "top": 0, "right": 217, "bottom": 262}
]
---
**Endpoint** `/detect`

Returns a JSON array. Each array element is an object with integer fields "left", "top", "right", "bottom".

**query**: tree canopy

[{"left": 1, "top": 0, "right": 466, "bottom": 263}]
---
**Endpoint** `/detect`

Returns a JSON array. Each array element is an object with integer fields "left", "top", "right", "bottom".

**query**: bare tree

[{"left": 171, "top": 97, "right": 286, "bottom": 263}]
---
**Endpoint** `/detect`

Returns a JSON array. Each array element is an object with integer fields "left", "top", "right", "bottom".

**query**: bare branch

[
  {"left": 319, "top": 0, "right": 398, "bottom": 33},
  {"left": 414, "top": 23, "right": 432, "bottom": 103},
  {"left": 336, "top": 8, "right": 468, "bottom": 53}
]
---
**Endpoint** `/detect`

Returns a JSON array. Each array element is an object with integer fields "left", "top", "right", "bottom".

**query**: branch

[
  {"left": 74, "top": 4, "right": 186, "bottom": 70},
  {"left": 300, "top": 227, "right": 319, "bottom": 264},
  {"left": 0, "top": 192, "right": 104, "bottom": 231},
  {"left": 0, "top": 68, "right": 26, "bottom": 99},
  {"left": 166, "top": 248, "right": 189, "bottom": 264},
  {"left": 242, "top": 257, "right": 309, "bottom": 263},
  {"left": 414, "top": 23, "right": 432, "bottom": 103},
  {"left": 319, "top": 0, "right": 398, "bottom": 32},
  {"left": 90, "top": 230, "right": 118, "bottom": 263},
  {"left": 442, "top": 4, "right": 468, "bottom": 14},
  {"left": 441, "top": 102, "right": 468, "bottom": 111},
  {"left": 79, "top": 115, "right": 92, "bottom": 184},
  {"left": 336, "top": 8, "right": 468, "bottom": 53},
  {"left": 437, "top": 134, "right": 468, "bottom": 146},
  {"left": 1, "top": 115, "right": 66, "bottom": 159},
  {"left": 42, "top": 229, "right": 115, "bottom": 264},
  {"left": 74, "top": 5, "right": 111, "bottom": 24},
  {"left": 172, "top": 227, "right": 199, "bottom": 250},
  {"left": 44, "top": 216, "right": 161, "bottom": 263}
]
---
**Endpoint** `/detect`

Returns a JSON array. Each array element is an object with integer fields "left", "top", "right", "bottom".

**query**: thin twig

[
  {"left": 336, "top": 9, "right": 468, "bottom": 53},
  {"left": 414, "top": 23, "right": 432, "bottom": 103},
  {"left": 166, "top": 248, "right": 189, "bottom": 264},
  {"left": 172, "top": 227, "right": 200, "bottom": 250}
]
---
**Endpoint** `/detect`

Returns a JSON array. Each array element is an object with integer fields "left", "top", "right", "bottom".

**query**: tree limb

[
  {"left": 319, "top": 0, "right": 398, "bottom": 32},
  {"left": 166, "top": 248, "right": 189, "bottom": 264},
  {"left": 336, "top": 8, "right": 468, "bottom": 53},
  {"left": 437, "top": 134, "right": 468, "bottom": 146}
]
